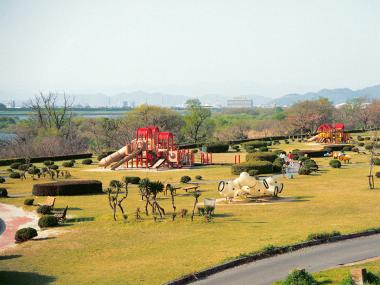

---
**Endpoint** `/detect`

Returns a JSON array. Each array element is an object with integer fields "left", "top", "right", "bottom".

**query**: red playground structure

[
  {"left": 99, "top": 126, "right": 197, "bottom": 170},
  {"left": 308, "top": 123, "right": 350, "bottom": 144}
]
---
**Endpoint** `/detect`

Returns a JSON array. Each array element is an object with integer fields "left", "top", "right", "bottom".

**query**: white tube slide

[{"left": 99, "top": 146, "right": 127, "bottom": 168}]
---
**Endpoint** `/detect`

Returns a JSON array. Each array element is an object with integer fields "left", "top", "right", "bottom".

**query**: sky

[{"left": 0, "top": 0, "right": 380, "bottom": 100}]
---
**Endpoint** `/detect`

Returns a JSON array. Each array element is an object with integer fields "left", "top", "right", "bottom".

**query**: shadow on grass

[
  {"left": 0, "top": 271, "right": 56, "bottom": 285},
  {"left": 319, "top": 280, "right": 333, "bottom": 284},
  {"left": 65, "top": 217, "right": 95, "bottom": 223},
  {"left": 288, "top": 196, "right": 312, "bottom": 202},
  {"left": 33, "top": 237, "right": 56, "bottom": 241},
  {"left": 0, "top": 255, "right": 22, "bottom": 261},
  {"left": 53, "top": 207, "right": 82, "bottom": 211}
]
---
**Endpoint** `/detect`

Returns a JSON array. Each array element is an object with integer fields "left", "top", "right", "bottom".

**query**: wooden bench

[
  {"left": 183, "top": 184, "right": 199, "bottom": 192},
  {"left": 164, "top": 184, "right": 181, "bottom": 196},
  {"left": 37, "top": 196, "right": 56, "bottom": 208},
  {"left": 54, "top": 206, "right": 68, "bottom": 223}
]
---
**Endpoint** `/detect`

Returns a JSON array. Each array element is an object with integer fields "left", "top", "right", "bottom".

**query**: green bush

[
  {"left": 49, "top": 165, "right": 59, "bottom": 170},
  {"left": 339, "top": 276, "right": 355, "bottom": 285},
  {"left": 231, "top": 145, "right": 240, "bottom": 152},
  {"left": 358, "top": 142, "right": 365, "bottom": 147},
  {"left": 10, "top": 162, "right": 22, "bottom": 169},
  {"left": 18, "top": 164, "right": 30, "bottom": 171},
  {"left": 28, "top": 167, "right": 40, "bottom": 175},
  {"left": 303, "top": 159, "right": 318, "bottom": 171},
  {"left": 24, "top": 198, "right": 34, "bottom": 205},
  {"left": 365, "top": 136, "right": 371, "bottom": 140},
  {"left": 243, "top": 141, "right": 268, "bottom": 152},
  {"left": 248, "top": 169, "right": 259, "bottom": 176},
  {"left": 298, "top": 167, "right": 311, "bottom": 175},
  {"left": 15, "top": 227, "right": 37, "bottom": 242},
  {"left": 342, "top": 146, "right": 352, "bottom": 151},
  {"left": 272, "top": 158, "right": 283, "bottom": 173},
  {"left": 180, "top": 175, "right": 191, "bottom": 183},
  {"left": 246, "top": 152, "right": 277, "bottom": 163},
  {"left": 357, "top": 136, "right": 364, "bottom": 141},
  {"left": 204, "top": 142, "right": 229, "bottom": 153},
  {"left": 37, "top": 205, "right": 52, "bottom": 215},
  {"left": 38, "top": 215, "right": 58, "bottom": 228},
  {"left": 376, "top": 172, "right": 380, "bottom": 178},
  {"left": 82, "top": 158, "right": 93, "bottom": 165},
  {"left": 0, "top": 188, "right": 8, "bottom": 197},
  {"left": 351, "top": 147, "right": 359, "bottom": 152},
  {"left": 306, "top": 231, "right": 341, "bottom": 241},
  {"left": 374, "top": 158, "right": 380, "bottom": 165},
  {"left": 329, "top": 159, "right": 342, "bottom": 168},
  {"left": 365, "top": 144, "right": 373, "bottom": 150},
  {"left": 0, "top": 177, "right": 5, "bottom": 183},
  {"left": 231, "top": 161, "right": 273, "bottom": 175},
  {"left": 123, "top": 176, "right": 141, "bottom": 184},
  {"left": 62, "top": 161, "right": 74, "bottom": 167},
  {"left": 192, "top": 149, "right": 198, "bottom": 154},
  {"left": 284, "top": 140, "right": 290, "bottom": 144},
  {"left": 32, "top": 180, "right": 103, "bottom": 196},
  {"left": 9, "top": 172, "right": 21, "bottom": 179},
  {"left": 195, "top": 175, "right": 202, "bottom": 180},
  {"left": 258, "top": 146, "right": 269, "bottom": 152},
  {"left": 43, "top": 160, "right": 54, "bottom": 166},
  {"left": 282, "top": 269, "right": 317, "bottom": 285}
]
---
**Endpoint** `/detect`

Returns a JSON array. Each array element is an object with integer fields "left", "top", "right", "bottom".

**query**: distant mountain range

[{"left": 1, "top": 84, "right": 380, "bottom": 108}]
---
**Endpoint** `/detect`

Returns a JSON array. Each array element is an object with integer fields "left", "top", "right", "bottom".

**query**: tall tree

[{"left": 182, "top": 99, "right": 213, "bottom": 143}]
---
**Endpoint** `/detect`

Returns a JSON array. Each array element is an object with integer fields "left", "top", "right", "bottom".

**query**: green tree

[{"left": 182, "top": 99, "right": 214, "bottom": 143}]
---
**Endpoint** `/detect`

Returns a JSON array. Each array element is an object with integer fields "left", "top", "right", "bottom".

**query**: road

[{"left": 194, "top": 234, "right": 380, "bottom": 285}]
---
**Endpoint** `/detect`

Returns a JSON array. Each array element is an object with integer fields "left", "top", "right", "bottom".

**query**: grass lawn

[{"left": 0, "top": 137, "right": 380, "bottom": 285}]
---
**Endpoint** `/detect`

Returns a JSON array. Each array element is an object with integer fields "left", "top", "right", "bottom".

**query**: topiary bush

[
  {"left": 15, "top": 227, "right": 37, "bottom": 242},
  {"left": 248, "top": 169, "right": 259, "bottom": 176},
  {"left": 82, "top": 158, "right": 93, "bottom": 165},
  {"left": 10, "top": 162, "right": 22, "bottom": 170},
  {"left": 62, "top": 161, "right": 74, "bottom": 167},
  {"left": 123, "top": 176, "right": 141, "bottom": 184},
  {"left": 204, "top": 142, "right": 229, "bottom": 153},
  {"left": 282, "top": 269, "right": 317, "bottom": 285},
  {"left": 0, "top": 177, "right": 5, "bottom": 183},
  {"left": 24, "top": 198, "right": 34, "bottom": 205},
  {"left": 357, "top": 136, "right": 364, "bottom": 141},
  {"left": 195, "top": 175, "right": 202, "bottom": 180},
  {"left": 351, "top": 147, "right": 359, "bottom": 152},
  {"left": 49, "top": 164, "right": 59, "bottom": 170},
  {"left": 272, "top": 158, "right": 283, "bottom": 173},
  {"left": 32, "top": 180, "right": 103, "bottom": 196},
  {"left": 36, "top": 205, "right": 52, "bottom": 215},
  {"left": 38, "top": 215, "right": 58, "bottom": 228},
  {"left": 43, "top": 160, "right": 54, "bottom": 166},
  {"left": 28, "top": 167, "right": 40, "bottom": 175},
  {"left": 0, "top": 188, "right": 8, "bottom": 197},
  {"left": 376, "top": 172, "right": 380, "bottom": 178},
  {"left": 232, "top": 161, "right": 273, "bottom": 175},
  {"left": 9, "top": 172, "right": 21, "bottom": 179},
  {"left": 258, "top": 146, "right": 269, "bottom": 152},
  {"left": 243, "top": 141, "right": 268, "bottom": 152},
  {"left": 329, "top": 159, "right": 342, "bottom": 168},
  {"left": 303, "top": 159, "right": 318, "bottom": 171},
  {"left": 358, "top": 142, "right": 365, "bottom": 147},
  {"left": 18, "top": 164, "right": 30, "bottom": 171},
  {"left": 180, "top": 175, "right": 191, "bottom": 183},
  {"left": 365, "top": 144, "right": 374, "bottom": 150},
  {"left": 246, "top": 152, "right": 277, "bottom": 163},
  {"left": 298, "top": 167, "right": 311, "bottom": 175}
]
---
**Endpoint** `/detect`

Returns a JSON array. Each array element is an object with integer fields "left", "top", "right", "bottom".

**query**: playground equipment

[
  {"left": 99, "top": 126, "right": 196, "bottom": 170},
  {"left": 308, "top": 123, "right": 350, "bottom": 144},
  {"left": 217, "top": 172, "right": 284, "bottom": 200}
]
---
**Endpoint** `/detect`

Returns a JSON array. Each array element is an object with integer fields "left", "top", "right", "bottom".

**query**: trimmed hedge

[
  {"left": 246, "top": 152, "right": 277, "bottom": 163},
  {"left": 10, "top": 162, "right": 22, "bottom": 169},
  {"left": 82, "top": 159, "right": 93, "bottom": 165},
  {"left": 376, "top": 172, "right": 380, "bottom": 178},
  {"left": 37, "top": 205, "right": 52, "bottom": 215},
  {"left": 0, "top": 188, "right": 8, "bottom": 197},
  {"left": 38, "top": 215, "right": 58, "bottom": 228},
  {"left": 297, "top": 150, "right": 326, "bottom": 158},
  {"left": 32, "top": 180, "right": 103, "bottom": 196},
  {"left": 329, "top": 159, "right": 342, "bottom": 168},
  {"left": 180, "top": 175, "right": 191, "bottom": 183},
  {"left": 0, "top": 177, "right": 5, "bottom": 183},
  {"left": 298, "top": 167, "right": 311, "bottom": 175},
  {"left": 123, "top": 176, "right": 141, "bottom": 184},
  {"left": 0, "top": 153, "right": 93, "bottom": 167},
  {"left": 24, "top": 198, "right": 34, "bottom": 205},
  {"left": 203, "top": 142, "right": 229, "bottom": 153},
  {"left": 374, "top": 158, "right": 380, "bottom": 165},
  {"left": 9, "top": 172, "right": 21, "bottom": 179},
  {"left": 62, "top": 161, "right": 74, "bottom": 167},
  {"left": 231, "top": 161, "right": 273, "bottom": 175},
  {"left": 15, "top": 227, "right": 37, "bottom": 242},
  {"left": 272, "top": 158, "right": 283, "bottom": 173}
]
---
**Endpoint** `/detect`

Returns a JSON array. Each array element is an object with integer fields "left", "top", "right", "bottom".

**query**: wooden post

[{"left": 350, "top": 268, "right": 366, "bottom": 285}]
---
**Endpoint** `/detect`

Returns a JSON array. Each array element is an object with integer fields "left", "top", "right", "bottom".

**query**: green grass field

[{"left": 0, "top": 137, "right": 379, "bottom": 285}]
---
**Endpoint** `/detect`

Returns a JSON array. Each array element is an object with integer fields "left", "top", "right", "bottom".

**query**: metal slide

[
  {"left": 99, "top": 146, "right": 127, "bottom": 168},
  {"left": 151, "top": 158, "right": 166, "bottom": 169},
  {"left": 110, "top": 148, "right": 142, "bottom": 170}
]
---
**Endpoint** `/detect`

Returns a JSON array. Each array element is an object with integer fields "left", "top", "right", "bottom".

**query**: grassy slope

[{"left": 0, "top": 138, "right": 379, "bottom": 285}]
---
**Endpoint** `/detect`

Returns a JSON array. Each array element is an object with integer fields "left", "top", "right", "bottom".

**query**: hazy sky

[{"left": 0, "top": 0, "right": 380, "bottom": 99}]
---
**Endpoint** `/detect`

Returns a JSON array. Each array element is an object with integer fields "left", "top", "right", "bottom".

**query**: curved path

[{"left": 194, "top": 234, "right": 380, "bottom": 285}]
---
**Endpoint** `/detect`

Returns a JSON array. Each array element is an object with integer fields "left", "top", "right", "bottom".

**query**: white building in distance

[{"left": 226, "top": 97, "right": 253, "bottom": 108}]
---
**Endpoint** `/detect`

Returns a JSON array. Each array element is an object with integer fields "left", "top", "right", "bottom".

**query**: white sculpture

[{"left": 218, "top": 172, "right": 283, "bottom": 200}]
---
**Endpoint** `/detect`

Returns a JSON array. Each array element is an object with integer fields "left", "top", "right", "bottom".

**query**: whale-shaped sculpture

[{"left": 217, "top": 172, "right": 284, "bottom": 200}]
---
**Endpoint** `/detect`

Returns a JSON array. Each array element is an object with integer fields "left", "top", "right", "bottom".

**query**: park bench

[
  {"left": 53, "top": 206, "right": 68, "bottom": 223},
  {"left": 164, "top": 184, "right": 181, "bottom": 196},
  {"left": 37, "top": 196, "right": 56, "bottom": 208},
  {"left": 183, "top": 184, "right": 199, "bottom": 192}
]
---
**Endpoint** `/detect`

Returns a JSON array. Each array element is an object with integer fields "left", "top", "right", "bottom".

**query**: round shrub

[
  {"left": 10, "top": 162, "right": 22, "bottom": 169},
  {"left": 32, "top": 180, "right": 103, "bottom": 196},
  {"left": 258, "top": 146, "right": 268, "bottom": 152},
  {"left": 49, "top": 165, "right": 59, "bottom": 170},
  {"left": 43, "top": 160, "right": 54, "bottom": 166},
  {"left": 374, "top": 158, "right": 380, "bottom": 165},
  {"left": 0, "top": 177, "right": 5, "bottom": 183},
  {"left": 123, "top": 176, "right": 141, "bottom": 184},
  {"left": 180, "top": 175, "right": 191, "bottom": 183},
  {"left": 365, "top": 144, "right": 373, "bottom": 150},
  {"left": 18, "top": 164, "right": 30, "bottom": 171},
  {"left": 342, "top": 146, "right": 352, "bottom": 151},
  {"left": 329, "top": 159, "right": 342, "bottom": 168},
  {"left": 9, "top": 172, "right": 21, "bottom": 179},
  {"left": 195, "top": 175, "right": 202, "bottom": 180},
  {"left": 365, "top": 136, "right": 371, "bottom": 140},
  {"left": 0, "top": 188, "right": 8, "bottom": 197},
  {"left": 15, "top": 227, "right": 37, "bottom": 242},
  {"left": 204, "top": 142, "right": 229, "bottom": 153},
  {"left": 28, "top": 167, "right": 40, "bottom": 175},
  {"left": 82, "top": 158, "right": 93, "bottom": 165},
  {"left": 231, "top": 161, "right": 273, "bottom": 175},
  {"left": 38, "top": 215, "right": 58, "bottom": 228},
  {"left": 62, "top": 161, "right": 74, "bottom": 167},
  {"left": 37, "top": 205, "right": 52, "bottom": 215},
  {"left": 376, "top": 172, "right": 380, "bottom": 178},
  {"left": 358, "top": 142, "right": 365, "bottom": 147},
  {"left": 298, "top": 167, "right": 311, "bottom": 175},
  {"left": 248, "top": 169, "right": 259, "bottom": 176},
  {"left": 351, "top": 147, "right": 359, "bottom": 152},
  {"left": 303, "top": 159, "right": 318, "bottom": 171},
  {"left": 246, "top": 152, "right": 277, "bottom": 163},
  {"left": 283, "top": 269, "right": 317, "bottom": 285},
  {"left": 24, "top": 198, "right": 34, "bottom": 205},
  {"left": 284, "top": 140, "right": 290, "bottom": 144},
  {"left": 272, "top": 158, "right": 283, "bottom": 173},
  {"left": 192, "top": 149, "right": 198, "bottom": 154},
  {"left": 357, "top": 136, "right": 364, "bottom": 141}
]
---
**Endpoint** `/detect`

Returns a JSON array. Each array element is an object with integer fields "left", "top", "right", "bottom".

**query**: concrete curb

[{"left": 165, "top": 229, "right": 380, "bottom": 285}]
